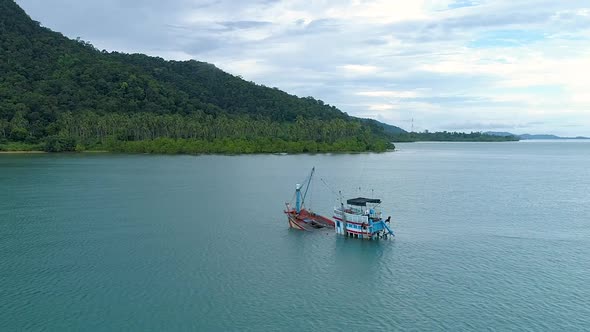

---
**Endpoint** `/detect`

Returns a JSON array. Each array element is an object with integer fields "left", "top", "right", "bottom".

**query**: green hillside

[
  {"left": 0, "top": 0, "right": 393, "bottom": 153},
  {"left": 360, "top": 118, "right": 406, "bottom": 135}
]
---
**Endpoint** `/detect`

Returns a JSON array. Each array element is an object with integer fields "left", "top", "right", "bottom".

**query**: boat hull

[
  {"left": 333, "top": 214, "right": 394, "bottom": 240},
  {"left": 285, "top": 209, "right": 335, "bottom": 231}
]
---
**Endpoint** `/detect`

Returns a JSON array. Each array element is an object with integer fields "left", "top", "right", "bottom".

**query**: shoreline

[
  {"left": 0, "top": 149, "right": 392, "bottom": 156},
  {"left": 0, "top": 150, "right": 112, "bottom": 154}
]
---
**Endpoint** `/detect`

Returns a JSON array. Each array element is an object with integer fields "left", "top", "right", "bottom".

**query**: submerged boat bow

[{"left": 284, "top": 168, "right": 335, "bottom": 231}]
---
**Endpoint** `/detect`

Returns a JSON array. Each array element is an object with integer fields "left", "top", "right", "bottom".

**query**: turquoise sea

[{"left": 1, "top": 141, "right": 589, "bottom": 330}]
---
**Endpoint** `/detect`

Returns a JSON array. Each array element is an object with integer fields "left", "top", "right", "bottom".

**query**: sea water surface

[{"left": 1, "top": 141, "right": 589, "bottom": 331}]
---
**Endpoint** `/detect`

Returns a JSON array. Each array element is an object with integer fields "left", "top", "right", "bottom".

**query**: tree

[{"left": 9, "top": 110, "right": 29, "bottom": 141}]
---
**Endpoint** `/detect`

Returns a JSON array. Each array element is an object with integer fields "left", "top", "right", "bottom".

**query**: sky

[{"left": 16, "top": 0, "right": 590, "bottom": 135}]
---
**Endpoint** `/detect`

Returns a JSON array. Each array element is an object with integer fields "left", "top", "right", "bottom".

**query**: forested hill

[{"left": 0, "top": 0, "right": 393, "bottom": 153}]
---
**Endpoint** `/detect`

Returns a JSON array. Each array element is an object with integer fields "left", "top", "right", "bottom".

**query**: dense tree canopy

[
  {"left": 0, "top": 0, "right": 515, "bottom": 153},
  {"left": 0, "top": 0, "right": 394, "bottom": 152}
]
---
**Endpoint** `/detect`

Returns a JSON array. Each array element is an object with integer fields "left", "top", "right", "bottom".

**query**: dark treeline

[
  {"left": 0, "top": 110, "right": 390, "bottom": 152},
  {"left": 0, "top": 0, "right": 392, "bottom": 153},
  {"left": 391, "top": 131, "right": 519, "bottom": 142},
  {"left": 102, "top": 137, "right": 384, "bottom": 155}
]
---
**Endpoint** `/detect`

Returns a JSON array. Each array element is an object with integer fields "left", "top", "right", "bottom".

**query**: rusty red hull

[{"left": 285, "top": 208, "right": 335, "bottom": 231}]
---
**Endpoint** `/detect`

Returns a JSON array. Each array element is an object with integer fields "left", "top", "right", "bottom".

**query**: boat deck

[{"left": 286, "top": 209, "right": 335, "bottom": 231}]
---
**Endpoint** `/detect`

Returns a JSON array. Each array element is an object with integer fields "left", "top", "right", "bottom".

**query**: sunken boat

[
  {"left": 333, "top": 197, "right": 394, "bottom": 240},
  {"left": 284, "top": 168, "right": 335, "bottom": 231}
]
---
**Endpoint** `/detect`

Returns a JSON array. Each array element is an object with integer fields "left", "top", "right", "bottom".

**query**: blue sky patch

[
  {"left": 469, "top": 30, "right": 546, "bottom": 48},
  {"left": 448, "top": 0, "right": 480, "bottom": 10},
  {"left": 493, "top": 85, "right": 565, "bottom": 97}
]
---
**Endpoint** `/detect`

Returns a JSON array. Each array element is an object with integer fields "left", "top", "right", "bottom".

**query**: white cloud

[
  {"left": 368, "top": 104, "right": 397, "bottom": 111},
  {"left": 339, "top": 64, "right": 380, "bottom": 75},
  {"left": 357, "top": 90, "right": 421, "bottom": 98},
  {"left": 325, "top": 0, "right": 431, "bottom": 23}
]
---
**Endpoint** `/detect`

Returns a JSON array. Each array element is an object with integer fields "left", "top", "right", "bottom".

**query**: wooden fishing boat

[{"left": 284, "top": 168, "right": 335, "bottom": 231}]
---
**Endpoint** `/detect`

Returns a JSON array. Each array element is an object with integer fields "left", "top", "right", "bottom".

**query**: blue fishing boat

[{"left": 333, "top": 197, "right": 394, "bottom": 240}]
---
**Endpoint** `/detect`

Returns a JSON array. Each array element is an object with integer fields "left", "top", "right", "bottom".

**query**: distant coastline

[
  {"left": 390, "top": 131, "right": 518, "bottom": 143},
  {"left": 0, "top": 150, "right": 46, "bottom": 154},
  {"left": 485, "top": 132, "right": 589, "bottom": 140}
]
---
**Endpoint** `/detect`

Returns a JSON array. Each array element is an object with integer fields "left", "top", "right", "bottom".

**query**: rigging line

[
  {"left": 320, "top": 177, "right": 338, "bottom": 196},
  {"left": 321, "top": 177, "right": 344, "bottom": 207},
  {"left": 308, "top": 177, "right": 313, "bottom": 210},
  {"left": 301, "top": 167, "right": 315, "bottom": 209},
  {"left": 304, "top": 169, "right": 313, "bottom": 210},
  {"left": 356, "top": 157, "right": 368, "bottom": 197},
  {"left": 322, "top": 178, "right": 344, "bottom": 206},
  {"left": 299, "top": 168, "right": 313, "bottom": 192}
]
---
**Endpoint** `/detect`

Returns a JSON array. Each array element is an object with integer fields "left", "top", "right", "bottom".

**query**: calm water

[{"left": 1, "top": 141, "right": 590, "bottom": 331}]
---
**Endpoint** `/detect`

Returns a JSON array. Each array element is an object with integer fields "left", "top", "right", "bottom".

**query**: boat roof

[{"left": 346, "top": 197, "right": 381, "bottom": 206}]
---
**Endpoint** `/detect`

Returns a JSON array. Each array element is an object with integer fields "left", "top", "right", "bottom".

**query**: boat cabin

[{"left": 333, "top": 197, "right": 393, "bottom": 240}]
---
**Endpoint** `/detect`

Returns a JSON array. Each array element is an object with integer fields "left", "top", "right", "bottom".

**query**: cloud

[
  {"left": 339, "top": 64, "right": 380, "bottom": 75},
  {"left": 447, "top": 0, "right": 481, "bottom": 10},
  {"left": 368, "top": 104, "right": 397, "bottom": 111},
  {"left": 14, "top": 0, "right": 590, "bottom": 136},
  {"left": 357, "top": 90, "right": 421, "bottom": 98},
  {"left": 218, "top": 21, "right": 272, "bottom": 30}
]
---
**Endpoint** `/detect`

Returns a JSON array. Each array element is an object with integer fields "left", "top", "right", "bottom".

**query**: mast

[
  {"left": 295, "top": 184, "right": 302, "bottom": 213},
  {"left": 296, "top": 167, "right": 314, "bottom": 213},
  {"left": 301, "top": 167, "right": 315, "bottom": 208}
]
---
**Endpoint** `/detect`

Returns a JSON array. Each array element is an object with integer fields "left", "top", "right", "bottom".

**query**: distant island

[
  {"left": 390, "top": 131, "right": 519, "bottom": 142},
  {"left": 356, "top": 121, "right": 518, "bottom": 142},
  {"left": 486, "top": 132, "right": 589, "bottom": 140},
  {"left": 0, "top": 0, "right": 519, "bottom": 154}
]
